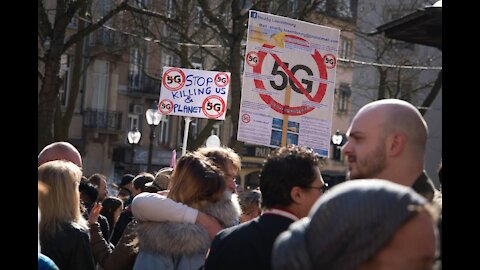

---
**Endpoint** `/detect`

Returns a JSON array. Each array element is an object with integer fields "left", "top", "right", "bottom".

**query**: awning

[{"left": 369, "top": 2, "right": 442, "bottom": 50}]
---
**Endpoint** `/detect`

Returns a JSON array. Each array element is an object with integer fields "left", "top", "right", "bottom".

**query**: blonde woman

[
  {"left": 38, "top": 160, "right": 95, "bottom": 270},
  {"left": 132, "top": 152, "right": 240, "bottom": 270}
]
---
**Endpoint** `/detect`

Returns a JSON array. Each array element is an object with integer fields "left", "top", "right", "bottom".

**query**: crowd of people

[{"left": 37, "top": 98, "right": 442, "bottom": 270}]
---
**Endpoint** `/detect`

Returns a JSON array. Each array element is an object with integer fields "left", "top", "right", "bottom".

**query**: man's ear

[
  {"left": 388, "top": 133, "right": 406, "bottom": 157},
  {"left": 290, "top": 186, "right": 303, "bottom": 204}
]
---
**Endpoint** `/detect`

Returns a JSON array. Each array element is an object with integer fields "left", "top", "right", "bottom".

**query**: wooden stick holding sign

[{"left": 281, "top": 86, "right": 292, "bottom": 147}]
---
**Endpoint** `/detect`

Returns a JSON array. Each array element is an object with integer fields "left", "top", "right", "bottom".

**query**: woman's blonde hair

[
  {"left": 168, "top": 152, "right": 225, "bottom": 210},
  {"left": 38, "top": 160, "right": 87, "bottom": 237}
]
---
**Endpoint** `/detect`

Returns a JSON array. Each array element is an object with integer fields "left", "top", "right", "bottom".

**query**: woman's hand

[{"left": 88, "top": 202, "right": 103, "bottom": 225}]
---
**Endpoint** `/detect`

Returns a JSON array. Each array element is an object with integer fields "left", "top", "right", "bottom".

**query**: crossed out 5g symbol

[{"left": 269, "top": 61, "right": 313, "bottom": 93}]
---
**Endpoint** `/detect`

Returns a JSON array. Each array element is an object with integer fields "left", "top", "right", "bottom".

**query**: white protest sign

[
  {"left": 237, "top": 10, "right": 340, "bottom": 157},
  {"left": 158, "top": 67, "right": 230, "bottom": 120}
]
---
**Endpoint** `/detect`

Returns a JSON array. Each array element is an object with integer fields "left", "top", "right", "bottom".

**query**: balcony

[
  {"left": 89, "top": 29, "right": 115, "bottom": 47},
  {"left": 83, "top": 109, "right": 122, "bottom": 133},
  {"left": 128, "top": 72, "right": 162, "bottom": 96}
]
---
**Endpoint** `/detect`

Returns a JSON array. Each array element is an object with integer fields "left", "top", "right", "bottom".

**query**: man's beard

[{"left": 348, "top": 144, "right": 386, "bottom": 180}]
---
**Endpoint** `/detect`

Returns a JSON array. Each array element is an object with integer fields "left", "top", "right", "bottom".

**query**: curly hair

[{"left": 260, "top": 145, "right": 320, "bottom": 208}]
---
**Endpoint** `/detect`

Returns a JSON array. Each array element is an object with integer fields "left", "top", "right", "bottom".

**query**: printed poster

[{"left": 237, "top": 11, "right": 340, "bottom": 157}]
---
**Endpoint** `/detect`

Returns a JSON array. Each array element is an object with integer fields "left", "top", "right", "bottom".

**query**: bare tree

[
  {"left": 38, "top": 0, "right": 129, "bottom": 152},
  {"left": 350, "top": 0, "right": 441, "bottom": 114}
]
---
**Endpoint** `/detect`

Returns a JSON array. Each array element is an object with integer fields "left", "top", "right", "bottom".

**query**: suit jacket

[{"left": 204, "top": 213, "right": 295, "bottom": 270}]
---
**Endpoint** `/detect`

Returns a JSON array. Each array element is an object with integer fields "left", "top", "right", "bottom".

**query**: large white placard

[
  {"left": 158, "top": 67, "right": 231, "bottom": 120},
  {"left": 237, "top": 11, "right": 340, "bottom": 157}
]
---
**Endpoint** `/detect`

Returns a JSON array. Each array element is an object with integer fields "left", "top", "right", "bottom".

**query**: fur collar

[{"left": 136, "top": 192, "right": 240, "bottom": 255}]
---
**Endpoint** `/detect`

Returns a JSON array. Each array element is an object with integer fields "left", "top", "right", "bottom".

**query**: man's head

[
  {"left": 131, "top": 172, "right": 155, "bottom": 196},
  {"left": 273, "top": 179, "right": 439, "bottom": 270},
  {"left": 260, "top": 145, "right": 325, "bottom": 218},
  {"left": 38, "top": 141, "right": 82, "bottom": 168},
  {"left": 120, "top": 174, "right": 135, "bottom": 193},
  {"left": 88, "top": 173, "right": 108, "bottom": 201},
  {"left": 196, "top": 146, "right": 241, "bottom": 193},
  {"left": 342, "top": 99, "right": 428, "bottom": 185}
]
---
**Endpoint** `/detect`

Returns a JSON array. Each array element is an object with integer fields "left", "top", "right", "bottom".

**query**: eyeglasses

[{"left": 301, "top": 182, "right": 329, "bottom": 193}]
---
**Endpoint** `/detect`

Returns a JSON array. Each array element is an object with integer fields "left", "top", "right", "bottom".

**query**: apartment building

[{"left": 40, "top": 0, "right": 357, "bottom": 188}]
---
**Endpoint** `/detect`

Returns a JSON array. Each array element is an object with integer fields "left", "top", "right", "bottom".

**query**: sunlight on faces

[
  {"left": 223, "top": 162, "right": 238, "bottom": 193},
  {"left": 343, "top": 111, "right": 388, "bottom": 180},
  {"left": 300, "top": 167, "right": 325, "bottom": 218}
]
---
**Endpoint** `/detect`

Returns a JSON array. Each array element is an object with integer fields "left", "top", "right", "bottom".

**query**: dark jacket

[
  {"left": 40, "top": 222, "right": 95, "bottom": 270},
  {"left": 412, "top": 170, "right": 442, "bottom": 205},
  {"left": 412, "top": 170, "right": 442, "bottom": 263},
  {"left": 204, "top": 213, "right": 294, "bottom": 270},
  {"left": 90, "top": 219, "right": 138, "bottom": 270},
  {"left": 110, "top": 206, "right": 133, "bottom": 246}
]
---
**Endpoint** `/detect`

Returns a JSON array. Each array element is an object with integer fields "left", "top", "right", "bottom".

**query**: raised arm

[
  {"left": 131, "top": 192, "right": 198, "bottom": 223},
  {"left": 131, "top": 192, "right": 222, "bottom": 239}
]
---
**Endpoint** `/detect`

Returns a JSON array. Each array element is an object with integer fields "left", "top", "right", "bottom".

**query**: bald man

[
  {"left": 38, "top": 142, "right": 82, "bottom": 168},
  {"left": 342, "top": 99, "right": 441, "bottom": 203}
]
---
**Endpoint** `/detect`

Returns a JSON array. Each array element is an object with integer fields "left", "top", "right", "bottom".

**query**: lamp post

[
  {"left": 331, "top": 130, "right": 344, "bottom": 160},
  {"left": 145, "top": 108, "right": 162, "bottom": 173},
  {"left": 206, "top": 124, "right": 221, "bottom": 148},
  {"left": 127, "top": 128, "right": 141, "bottom": 173}
]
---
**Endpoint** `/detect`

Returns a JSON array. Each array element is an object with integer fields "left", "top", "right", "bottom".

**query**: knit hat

[{"left": 272, "top": 179, "right": 427, "bottom": 270}]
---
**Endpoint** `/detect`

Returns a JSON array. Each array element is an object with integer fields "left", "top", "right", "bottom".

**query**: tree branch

[{"left": 63, "top": 0, "right": 129, "bottom": 53}]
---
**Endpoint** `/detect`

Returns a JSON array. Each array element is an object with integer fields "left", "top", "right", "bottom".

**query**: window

[
  {"left": 194, "top": 6, "right": 203, "bottom": 27},
  {"left": 166, "top": 0, "right": 176, "bottom": 19},
  {"left": 192, "top": 57, "right": 202, "bottom": 70},
  {"left": 133, "top": 0, "right": 150, "bottom": 8},
  {"left": 190, "top": 118, "right": 199, "bottom": 139},
  {"left": 129, "top": 48, "right": 142, "bottom": 90},
  {"left": 338, "top": 83, "right": 351, "bottom": 113},
  {"left": 92, "top": 60, "right": 109, "bottom": 111},
  {"left": 59, "top": 54, "right": 71, "bottom": 108},
  {"left": 128, "top": 114, "right": 140, "bottom": 131},
  {"left": 339, "top": 38, "right": 352, "bottom": 59},
  {"left": 164, "top": 54, "right": 175, "bottom": 67},
  {"left": 192, "top": 62, "right": 202, "bottom": 70},
  {"left": 68, "top": 16, "right": 78, "bottom": 29},
  {"left": 90, "top": 0, "right": 113, "bottom": 46},
  {"left": 287, "top": 0, "right": 298, "bottom": 12},
  {"left": 158, "top": 115, "right": 170, "bottom": 145},
  {"left": 316, "top": 0, "right": 353, "bottom": 19},
  {"left": 212, "top": 123, "right": 221, "bottom": 136}
]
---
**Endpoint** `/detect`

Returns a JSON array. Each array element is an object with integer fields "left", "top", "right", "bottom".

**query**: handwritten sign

[{"left": 158, "top": 67, "right": 231, "bottom": 120}]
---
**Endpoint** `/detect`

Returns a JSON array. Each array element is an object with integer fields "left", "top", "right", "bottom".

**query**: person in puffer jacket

[{"left": 131, "top": 152, "right": 241, "bottom": 270}]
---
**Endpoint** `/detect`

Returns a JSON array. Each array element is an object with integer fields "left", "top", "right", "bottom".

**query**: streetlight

[
  {"left": 145, "top": 108, "right": 162, "bottom": 172},
  {"left": 206, "top": 134, "right": 221, "bottom": 147},
  {"left": 127, "top": 128, "right": 141, "bottom": 173},
  {"left": 331, "top": 130, "right": 344, "bottom": 160}
]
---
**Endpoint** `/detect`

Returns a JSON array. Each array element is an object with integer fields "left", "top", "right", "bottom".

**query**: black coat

[
  {"left": 204, "top": 213, "right": 294, "bottom": 270},
  {"left": 40, "top": 222, "right": 95, "bottom": 270}
]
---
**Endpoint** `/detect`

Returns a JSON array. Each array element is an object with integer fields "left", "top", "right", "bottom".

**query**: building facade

[{"left": 40, "top": 0, "right": 359, "bottom": 189}]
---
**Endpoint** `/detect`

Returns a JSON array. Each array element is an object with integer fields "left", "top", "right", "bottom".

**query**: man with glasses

[{"left": 204, "top": 145, "right": 326, "bottom": 270}]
